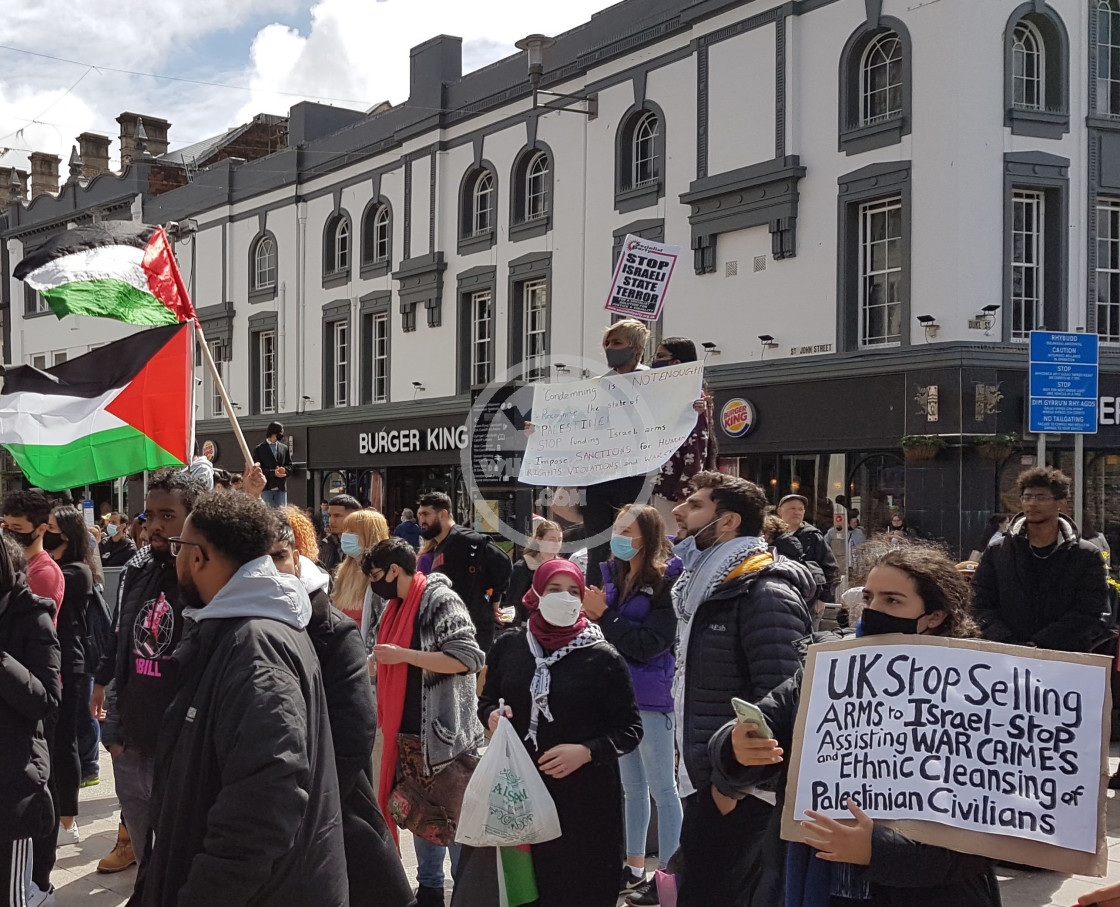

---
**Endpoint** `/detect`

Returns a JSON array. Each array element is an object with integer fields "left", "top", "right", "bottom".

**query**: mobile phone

[{"left": 731, "top": 697, "right": 774, "bottom": 739}]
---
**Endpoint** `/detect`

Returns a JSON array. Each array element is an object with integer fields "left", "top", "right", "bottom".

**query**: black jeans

[
  {"left": 677, "top": 786, "right": 784, "bottom": 907},
  {"left": 31, "top": 711, "right": 58, "bottom": 892},
  {"left": 582, "top": 475, "right": 649, "bottom": 587},
  {"left": 76, "top": 674, "right": 99, "bottom": 777}
]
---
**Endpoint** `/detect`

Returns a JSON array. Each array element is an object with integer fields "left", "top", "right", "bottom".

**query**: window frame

[
  {"left": 859, "top": 34, "right": 904, "bottom": 127},
  {"left": 838, "top": 20, "right": 913, "bottom": 155},
  {"left": 1010, "top": 189, "right": 1045, "bottom": 342},
  {"left": 1098, "top": 0, "right": 1120, "bottom": 117},
  {"left": 321, "top": 300, "right": 351, "bottom": 409},
  {"left": 333, "top": 319, "right": 350, "bottom": 407},
  {"left": 359, "top": 292, "right": 392, "bottom": 404},
  {"left": 470, "top": 289, "right": 495, "bottom": 388},
  {"left": 208, "top": 339, "right": 226, "bottom": 418},
  {"left": 249, "top": 324, "right": 278, "bottom": 417},
  {"left": 23, "top": 284, "right": 50, "bottom": 318},
  {"left": 360, "top": 197, "right": 393, "bottom": 278},
  {"left": 614, "top": 102, "right": 666, "bottom": 214},
  {"left": 1004, "top": 4, "right": 1070, "bottom": 138},
  {"left": 253, "top": 236, "right": 277, "bottom": 290},
  {"left": 458, "top": 163, "right": 498, "bottom": 255},
  {"left": 322, "top": 210, "right": 352, "bottom": 288},
  {"left": 1097, "top": 198, "right": 1120, "bottom": 344},
  {"left": 510, "top": 143, "right": 555, "bottom": 242},
  {"left": 506, "top": 252, "right": 552, "bottom": 379},
  {"left": 857, "top": 197, "right": 905, "bottom": 348}
]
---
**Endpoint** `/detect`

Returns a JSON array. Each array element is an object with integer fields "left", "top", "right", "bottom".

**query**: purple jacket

[{"left": 597, "top": 558, "right": 681, "bottom": 713}]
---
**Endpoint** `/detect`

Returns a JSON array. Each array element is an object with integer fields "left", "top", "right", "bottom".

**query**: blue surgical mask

[
  {"left": 672, "top": 517, "right": 721, "bottom": 571},
  {"left": 105, "top": 523, "right": 119, "bottom": 539},
  {"left": 610, "top": 534, "right": 639, "bottom": 561},
  {"left": 340, "top": 532, "right": 363, "bottom": 559}
]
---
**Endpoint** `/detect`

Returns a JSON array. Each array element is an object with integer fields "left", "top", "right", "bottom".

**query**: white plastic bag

[{"left": 455, "top": 709, "right": 562, "bottom": 847}]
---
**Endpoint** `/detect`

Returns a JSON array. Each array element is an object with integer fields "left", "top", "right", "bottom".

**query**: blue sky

[{"left": 0, "top": 0, "right": 614, "bottom": 171}]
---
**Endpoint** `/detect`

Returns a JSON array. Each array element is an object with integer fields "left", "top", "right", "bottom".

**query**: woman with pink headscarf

[{"left": 461, "top": 559, "right": 642, "bottom": 907}]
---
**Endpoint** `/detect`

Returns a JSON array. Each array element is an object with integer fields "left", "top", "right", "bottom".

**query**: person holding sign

[{"left": 709, "top": 545, "right": 1001, "bottom": 907}]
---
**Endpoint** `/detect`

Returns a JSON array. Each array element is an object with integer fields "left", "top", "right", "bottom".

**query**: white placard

[
  {"left": 790, "top": 637, "right": 1107, "bottom": 856},
  {"left": 517, "top": 362, "right": 703, "bottom": 487},
  {"left": 605, "top": 234, "right": 683, "bottom": 322}
]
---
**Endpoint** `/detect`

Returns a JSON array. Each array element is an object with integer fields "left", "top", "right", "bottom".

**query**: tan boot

[{"left": 97, "top": 822, "right": 136, "bottom": 873}]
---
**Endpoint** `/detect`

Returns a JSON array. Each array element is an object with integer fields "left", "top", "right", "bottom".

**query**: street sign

[{"left": 1028, "top": 331, "right": 1099, "bottom": 434}]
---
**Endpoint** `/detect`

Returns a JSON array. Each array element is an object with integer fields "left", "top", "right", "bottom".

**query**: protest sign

[
  {"left": 781, "top": 635, "right": 1111, "bottom": 875},
  {"left": 517, "top": 362, "right": 703, "bottom": 487},
  {"left": 605, "top": 234, "right": 682, "bottom": 321}
]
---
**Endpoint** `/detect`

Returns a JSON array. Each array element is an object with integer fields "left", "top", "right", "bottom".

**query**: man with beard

[
  {"left": 132, "top": 492, "right": 345, "bottom": 906},
  {"left": 669, "top": 471, "right": 813, "bottom": 907},
  {"left": 416, "top": 491, "right": 511, "bottom": 652},
  {"left": 89, "top": 468, "right": 207, "bottom": 874}
]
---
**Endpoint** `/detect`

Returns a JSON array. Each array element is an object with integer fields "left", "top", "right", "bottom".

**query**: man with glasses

[
  {"left": 89, "top": 467, "right": 207, "bottom": 877},
  {"left": 974, "top": 466, "right": 1109, "bottom": 653}
]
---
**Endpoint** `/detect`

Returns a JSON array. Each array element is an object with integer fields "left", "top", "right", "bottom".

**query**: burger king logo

[
  {"left": 721, "top": 398, "right": 756, "bottom": 438},
  {"left": 201, "top": 440, "right": 218, "bottom": 461}
]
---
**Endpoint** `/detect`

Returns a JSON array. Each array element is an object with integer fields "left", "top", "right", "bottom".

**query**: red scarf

[
  {"left": 523, "top": 559, "right": 590, "bottom": 650},
  {"left": 376, "top": 571, "right": 427, "bottom": 848}
]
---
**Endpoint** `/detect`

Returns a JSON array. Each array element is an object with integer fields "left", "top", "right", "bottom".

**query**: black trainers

[
  {"left": 619, "top": 865, "right": 645, "bottom": 893},
  {"left": 628, "top": 878, "right": 660, "bottom": 905},
  {"left": 415, "top": 885, "right": 445, "bottom": 907}
]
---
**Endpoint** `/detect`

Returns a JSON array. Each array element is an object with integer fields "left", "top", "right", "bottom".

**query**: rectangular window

[
  {"left": 372, "top": 312, "right": 389, "bottom": 403},
  {"left": 209, "top": 340, "right": 225, "bottom": 417},
  {"left": 24, "top": 286, "right": 48, "bottom": 316},
  {"left": 522, "top": 279, "right": 548, "bottom": 379},
  {"left": 1099, "top": 3, "right": 1120, "bottom": 115},
  {"left": 1011, "top": 189, "right": 1044, "bottom": 341},
  {"left": 31, "top": 354, "right": 46, "bottom": 369},
  {"left": 1098, "top": 198, "right": 1120, "bottom": 343},
  {"left": 334, "top": 320, "right": 349, "bottom": 407},
  {"left": 470, "top": 290, "right": 493, "bottom": 386},
  {"left": 258, "top": 330, "right": 277, "bottom": 414},
  {"left": 858, "top": 197, "right": 903, "bottom": 347},
  {"left": 52, "top": 351, "right": 67, "bottom": 366}
]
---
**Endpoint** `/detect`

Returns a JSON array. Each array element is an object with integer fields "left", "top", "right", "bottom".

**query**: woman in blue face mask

[
  {"left": 708, "top": 544, "right": 1000, "bottom": 907},
  {"left": 333, "top": 509, "right": 389, "bottom": 645},
  {"left": 582, "top": 504, "right": 684, "bottom": 905}
]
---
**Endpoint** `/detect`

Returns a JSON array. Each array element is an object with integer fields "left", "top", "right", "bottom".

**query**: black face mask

[
  {"left": 369, "top": 571, "right": 399, "bottom": 602},
  {"left": 859, "top": 608, "right": 921, "bottom": 637},
  {"left": 651, "top": 358, "right": 677, "bottom": 369},
  {"left": 605, "top": 347, "right": 635, "bottom": 369},
  {"left": 3, "top": 528, "right": 37, "bottom": 549},
  {"left": 42, "top": 531, "right": 65, "bottom": 551}
]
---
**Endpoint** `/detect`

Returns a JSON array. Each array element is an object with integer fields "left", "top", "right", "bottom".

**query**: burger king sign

[{"left": 721, "top": 398, "right": 756, "bottom": 438}]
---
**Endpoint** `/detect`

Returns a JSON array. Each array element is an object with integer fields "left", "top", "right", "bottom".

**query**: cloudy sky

[{"left": 0, "top": 0, "right": 614, "bottom": 172}]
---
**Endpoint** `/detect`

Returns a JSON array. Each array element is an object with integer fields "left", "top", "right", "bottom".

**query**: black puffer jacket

[
  {"left": 710, "top": 668, "right": 1001, "bottom": 907},
  {"left": 57, "top": 561, "right": 92, "bottom": 675},
  {"left": 305, "top": 584, "right": 412, "bottom": 907},
  {"left": 974, "top": 513, "right": 1110, "bottom": 652},
  {"left": 0, "top": 579, "right": 61, "bottom": 842},
  {"left": 679, "top": 554, "right": 813, "bottom": 790},
  {"left": 792, "top": 523, "right": 839, "bottom": 598}
]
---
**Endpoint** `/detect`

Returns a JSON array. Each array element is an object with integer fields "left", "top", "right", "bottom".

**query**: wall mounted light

[
  {"left": 916, "top": 314, "right": 939, "bottom": 343},
  {"left": 515, "top": 34, "right": 597, "bottom": 117},
  {"left": 758, "top": 334, "right": 779, "bottom": 360},
  {"left": 975, "top": 304, "right": 1000, "bottom": 336},
  {"left": 412, "top": 381, "right": 426, "bottom": 399},
  {"left": 701, "top": 341, "right": 721, "bottom": 361}
]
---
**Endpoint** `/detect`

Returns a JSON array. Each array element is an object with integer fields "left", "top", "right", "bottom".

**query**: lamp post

[{"left": 515, "top": 33, "right": 597, "bottom": 118}]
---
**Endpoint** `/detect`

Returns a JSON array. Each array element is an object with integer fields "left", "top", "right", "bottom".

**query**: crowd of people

[{"left": 0, "top": 319, "right": 1117, "bottom": 907}]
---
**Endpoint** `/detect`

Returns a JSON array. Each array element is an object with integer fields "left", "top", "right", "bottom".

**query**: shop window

[
  {"left": 1004, "top": 5, "right": 1069, "bottom": 137},
  {"left": 838, "top": 20, "right": 912, "bottom": 155}
]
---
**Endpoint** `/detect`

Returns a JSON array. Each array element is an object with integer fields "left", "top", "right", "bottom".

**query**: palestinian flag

[
  {"left": 497, "top": 846, "right": 538, "bottom": 907},
  {"left": 0, "top": 323, "right": 193, "bottom": 490},
  {"left": 13, "top": 222, "right": 196, "bottom": 325}
]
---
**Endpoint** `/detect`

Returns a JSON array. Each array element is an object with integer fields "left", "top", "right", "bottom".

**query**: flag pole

[{"left": 194, "top": 321, "right": 254, "bottom": 468}]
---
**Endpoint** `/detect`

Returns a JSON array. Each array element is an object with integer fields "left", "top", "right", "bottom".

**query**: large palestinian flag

[
  {"left": 13, "top": 222, "right": 196, "bottom": 325},
  {"left": 0, "top": 323, "right": 193, "bottom": 490}
]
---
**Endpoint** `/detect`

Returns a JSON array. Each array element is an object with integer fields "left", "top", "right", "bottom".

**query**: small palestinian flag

[
  {"left": 14, "top": 222, "right": 196, "bottom": 325},
  {"left": 0, "top": 323, "right": 193, "bottom": 490},
  {"left": 497, "top": 845, "right": 538, "bottom": 907}
]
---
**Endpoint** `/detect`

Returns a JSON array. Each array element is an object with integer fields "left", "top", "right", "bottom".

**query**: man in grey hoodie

[{"left": 131, "top": 492, "right": 346, "bottom": 907}]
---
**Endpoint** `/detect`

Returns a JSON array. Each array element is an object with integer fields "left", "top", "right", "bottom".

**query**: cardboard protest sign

[
  {"left": 518, "top": 362, "right": 702, "bottom": 487},
  {"left": 605, "top": 235, "right": 682, "bottom": 321},
  {"left": 781, "top": 635, "right": 1111, "bottom": 876}
]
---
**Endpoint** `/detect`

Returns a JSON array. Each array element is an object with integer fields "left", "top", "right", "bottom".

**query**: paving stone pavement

[{"left": 50, "top": 746, "right": 1120, "bottom": 906}]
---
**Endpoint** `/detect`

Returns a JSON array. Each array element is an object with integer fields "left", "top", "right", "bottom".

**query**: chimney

[
  {"left": 67, "top": 145, "right": 82, "bottom": 182},
  {"left": 77, "top": 132, "right": 110, "bottom": 179},
  {"left": 409, "top": 35, "right": 462, "bottom": 113},
  {"left": 117, "top": 112, "right": 170, "bottom": 168},
  {"left": 29, "top": 152, "right": 61, "bottom": 199},
  {"left": 0, "top": 167, "right": 29, "bottom": 203}
]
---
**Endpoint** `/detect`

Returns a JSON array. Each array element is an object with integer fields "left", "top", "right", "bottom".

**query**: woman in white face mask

[
  {"left": 506, "top": 519, "right": 565, "bottom": 626},
  {"left": 458, "top": 558, "right": 643, "bottom": 907},
  {"left": 333, "top": 509, "right": 389, "bottom": 643}
]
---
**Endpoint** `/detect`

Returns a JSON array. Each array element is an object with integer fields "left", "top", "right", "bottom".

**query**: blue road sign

[{"left": 1029, "top": 331, "right": 1099, "bottom": 434}]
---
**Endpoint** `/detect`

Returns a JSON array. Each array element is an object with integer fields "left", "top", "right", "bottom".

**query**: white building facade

[{"left": 5, "top": 0, "right": 1120, "bottom": 553}]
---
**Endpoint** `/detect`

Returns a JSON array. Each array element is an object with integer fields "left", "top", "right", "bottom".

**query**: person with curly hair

[
  {"left": 134, "top": 492, "right": 346, "bottom": 906},
  {"left": 709, "top": 543, "right": 998, "bottom": 907}
]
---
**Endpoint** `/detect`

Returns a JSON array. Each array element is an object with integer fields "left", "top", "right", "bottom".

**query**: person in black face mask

[{"left": 710, "top": 544, "right": 1000, "bottom": 907}]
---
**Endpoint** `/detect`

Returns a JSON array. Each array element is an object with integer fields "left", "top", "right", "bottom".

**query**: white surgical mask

[
  {"left": 538, "top": 539, "right": 562, "bottom": 557},
  {"left": 538, "top": 591, "right": 582, "bottom": 628},
  {"left": 105, "top": 523, "right": 119, "bottom": 539}
]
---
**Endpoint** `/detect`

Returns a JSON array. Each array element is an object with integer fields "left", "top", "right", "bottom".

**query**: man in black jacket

[
  {"left": 252, "top": 421, "right": 293, "bottom": 508},
  {"left": 133, "top": 492, "right": 346, "bottom": 907},
  {"left": 0, "top": 535, "right": 60, "bottom": 906},
  {"left": 91, "top": 468, "right": 207, "bottom": 871},
  {"left": 974, "top": 466, "right": 1110, "bottom": 652},
  {"left": 99, "top": 512, "right": 137, "bottom": 567},
  {"left": 416, "top": 490, "right": 511, "bottom": 652},
  {"left": 319, "top": 494, "right": 361, "bottom": 576},
  {"left": 776, "top": 493, "right": 838, "bottom": 603},
  {"left": 670, "top": 471, "right": 813, "bottom": 907}
]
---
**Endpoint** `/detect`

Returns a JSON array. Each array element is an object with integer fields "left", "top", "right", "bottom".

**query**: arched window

[
  {"left": 1012, "top": 20, "right": 1044, "bottom": 110},
  {"left": 253, "top": 235, "right": 276, "bottom": 290},
  {"left": 632, "top": 112, "right": 659, "bottom": 187},
  {"left": 472, "top": 171, "right": 494, "bottom": 236},
  {"left": 361, "top": 200, "right": 392, "bottom": 269},
  {"left": 860, "top": 34, "right": 903, "bottom": 126},
  {"left": 323, "top": 211, "right": 352, "bottom": 278},
  {"left": 373, "top": 207, "right": 390, "bottom": 261},
  {"left": 334, "top": 219, "right": 350, "bottom": 271},
  {"left": 525, "top": 152, "right": 549, "bottom": 220}
]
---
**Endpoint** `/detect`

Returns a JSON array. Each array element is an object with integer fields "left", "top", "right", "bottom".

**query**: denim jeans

[
  {"left": 261, "top": 489, "right": 288, "bottom": 508},
  {"left": 77, "top": 674, "right": 100, "bottom": 777},
  {"left": 619, "top": 709, "right": 684, "bottom": 867},
  {"left": 412, "top": 835, "right": 461, "bottom": 890},
  {"left": 115, "top": 746, "right": 155, "bottom": 866}
]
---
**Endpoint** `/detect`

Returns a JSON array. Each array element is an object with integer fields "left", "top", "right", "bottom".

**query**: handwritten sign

[
  {"left": 782, "top": 635, "right": 1111, "bottom": 875},
  {"left": 518, "top": 363, "right": 703, "bottom": 487},
  {"left": 605, "top": 235, "right": 682, "bottom": 321}
]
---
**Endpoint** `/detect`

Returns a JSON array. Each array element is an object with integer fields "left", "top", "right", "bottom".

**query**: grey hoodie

[{"left": 184, "top": 556, "right": 311, "bottom": 628}]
